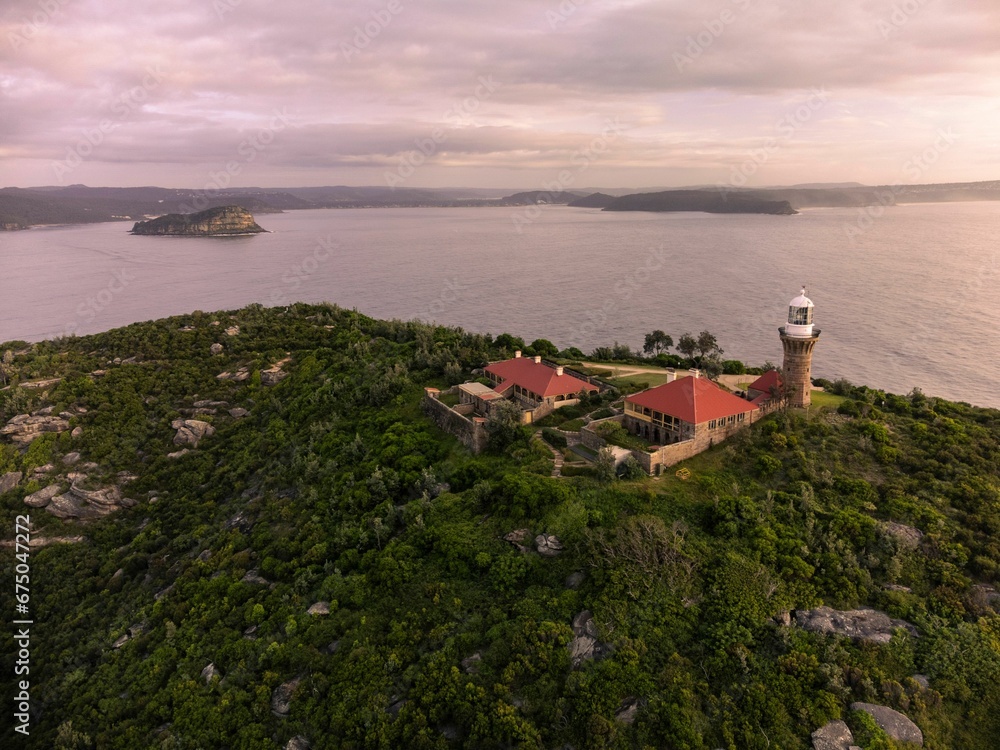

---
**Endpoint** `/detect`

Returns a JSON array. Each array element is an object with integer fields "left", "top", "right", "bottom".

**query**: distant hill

[
  {"left": 499, "top": 191, "right": 585, "bottom": 205},
  {"left": 3, "top": 180, "right": 1000, "bottom": 229},
  {"left": 603, "top": 190, "right": 797, "bottom": 215},
  {"left": 568, "top": 192, "right": 618, "bottom": 208}
]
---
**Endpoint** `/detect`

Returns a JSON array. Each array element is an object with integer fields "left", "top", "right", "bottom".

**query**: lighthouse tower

[{"left": 779, "top": 288, "right": 821, "bottom": 408}]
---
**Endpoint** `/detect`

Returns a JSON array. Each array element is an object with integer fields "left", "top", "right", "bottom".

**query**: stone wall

[{"left": 422, "top": 394, "right": 488, "bottom": 454}]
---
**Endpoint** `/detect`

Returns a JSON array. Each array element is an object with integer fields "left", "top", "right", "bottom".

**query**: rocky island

[{"left": 130, "top": 205, "right": 266, "bottom": 236}]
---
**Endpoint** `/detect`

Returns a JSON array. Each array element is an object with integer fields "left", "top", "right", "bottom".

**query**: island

[
  {"left": 600, "top": 189, "right": 797, "bottom": 215},
  {"left": 130, "top": 205, "right": 266, "bottom": 236}
]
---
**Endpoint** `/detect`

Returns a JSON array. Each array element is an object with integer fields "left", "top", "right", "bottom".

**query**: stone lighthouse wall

[{"left": 780, "top": 331, "right": 819, "bottom": 408}]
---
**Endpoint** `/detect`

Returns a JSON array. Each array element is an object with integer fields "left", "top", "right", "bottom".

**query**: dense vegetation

[{"left": 1, "top": 303, "right": 999, "bottom": 749}]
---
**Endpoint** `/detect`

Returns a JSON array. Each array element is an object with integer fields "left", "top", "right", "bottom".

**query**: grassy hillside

[{"left": 1, "top": 304, "right": 999, "bottom": 749}]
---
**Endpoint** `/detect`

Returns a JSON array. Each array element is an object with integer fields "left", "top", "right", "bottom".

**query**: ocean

[{"left": 2, "top": 202, "right": 998, "bottom": 407}]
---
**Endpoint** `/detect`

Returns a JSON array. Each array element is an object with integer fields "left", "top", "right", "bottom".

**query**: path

[{"left": 532, "top": 431, "right": 564, "bottom": 478}]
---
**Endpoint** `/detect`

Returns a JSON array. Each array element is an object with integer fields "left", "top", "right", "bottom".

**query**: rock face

[
  {"left": 131, "top": 205, "right": 266, "bottom": 236},
  {"left": 172, "top": 419, "right": 215, "bottom": 447},
  {"left": 272, "top": 677, "right": 301, "bottom": 716},
  {"left": 535, "top": 533, "right": 564, "bottom": 557},
  {"left": 568, "top": 610, "right": 610, "bottom": 668},
  {"left": 261, "top": 366, "right": 288, "bottom": 386},
  {"left": 24, "top": 484, "right": 63, "bottom": 508},
  {"left": 850, "top": 703, "right": 923, "bottom": 746},
  {"left": 811, "top": 720, "right": 857, "bottom": 750},
  {"left": 0, "top": 471, "right": 22, "bottom": 494},
  {"left": 1, "top": 414, "right": 70, "bottom": 445},
  {"left": 795, "top": 607, "right": 917, "bottom": 644},
  {"left": 46, "top": 481, "right": 137, "bottom": 519}
]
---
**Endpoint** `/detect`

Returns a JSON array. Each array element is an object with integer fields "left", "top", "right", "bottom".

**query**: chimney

[
  {"left": 665, "top": 368, "right": 676, "bottom": 383},
  {"left": 534, "top": 356, "right": 542, "bottom": 364},
  {"left": 514, "top": 350, "right": 521, "bottom": 358},
  {"left": 556, "top": 366, "right": 564, "bottom": 376},
  {"left": 690, "top": 368, "right": 701, "bottom": 379}
]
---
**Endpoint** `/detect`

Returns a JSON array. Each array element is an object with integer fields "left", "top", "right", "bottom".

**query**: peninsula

[{"left": 130, "top": 205, "right": 266, "bottom": 236}]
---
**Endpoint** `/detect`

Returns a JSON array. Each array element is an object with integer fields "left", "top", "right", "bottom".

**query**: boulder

[
  {"left": 71, "top": 426, "right": 83, "bottom": 438},
  {"left": 0, "top": 471, "right": 22, "bottom": 494},
  {"left": 881, "top": 522, "right": 923, "bottom": 550},
  {"left": 261, "top": 367, "right": 288, "bottom": 386},
  {"left": 271, "top": 677, "right": 301, "bottom": 716},
  {"left": 503, "top": 528, "right": 532, "bottom": 553},
  {"left": 811, "top": 720, "right": 855, "bottom": 750},
  {"left": 535, "top": 533, "right": 564, "bottom": 557},
  {"left": 24, "top": 484, "right": 62, "bottom": 508},
  {"left": 1, "top": 414, "right": 71, "bottom": 445},
  {"left": 201, "top": 663, "right": 221, "bottom": 684},
  {"left": 225, "top": 326, "right": 240, "bottom": 336},
  {"left": 307, "top": 601, "right": 330, "bottom": 616},
  {"left": 568, "top": 610, "right": 609, "bottom": 667},
  {"left": 850, "top": 703, "right": 923, "bottom": 746},
  {"left": 112, "top": 633, "right": 130, "bottom": 649},
  {"left": 615, "top": 697, "right": 641, "bottom": 725},
  {"left": 286, "top": 737, "right": 310, "bottom": 750},
  {"left": 210, "top": 343, "right": 224, "bottom": 355},
  {"left": 167, "top": 449, "right": 190, "bottom": 459},
  {"left": 229, "top": 407, "right": 250, "bottom": 418},
  {"left": 565, "top": 571, "right": 585, "bottom": 589},
  {"left": 460, "top": 653, "right": 481, "bottom": 674},
  {"left": 241, "top": 570, "right": 269, "bottom": 586},
  {"left": 62, "top": 451, "right": 81, "bottom": 465},
  {"left": 794, "top": 607, "right": 917, "bottom": 644},
  {"left": 171, "top": 419, "right": 215, "bottom": 447}
]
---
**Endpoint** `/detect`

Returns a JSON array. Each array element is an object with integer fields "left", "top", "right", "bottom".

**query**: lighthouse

[{"left": 779, "top": 288, "right": 821, "bottom": 408}]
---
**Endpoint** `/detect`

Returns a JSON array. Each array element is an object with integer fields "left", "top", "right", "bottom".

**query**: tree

[
  {"left": 485, "top": 399, "right": 523, "bottom": 451},
  {"left": 526, "top": 338, "right": 558, "bottom": 358},
  {"left": 643, "top": 330, "right": 673, "bottom": 356},
  {"left": 594, "top": 446, "right": 617, "bottom": 482},
  {"left": 677, "top": 333, "right": 698, "bottom": 360},
  {"left": 696, "top": 330, "right": 723, "bottom": 359},
  {"left": 494, "top": 333, "right": 525, "bottom": 354}
]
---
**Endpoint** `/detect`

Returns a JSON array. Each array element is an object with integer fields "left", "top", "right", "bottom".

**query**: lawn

[
  {"left": 809, "top": 390, "right": 848, "bottom": 409},
  {"left": 609, "top": 373, "right": 676, "bottom": 391}
]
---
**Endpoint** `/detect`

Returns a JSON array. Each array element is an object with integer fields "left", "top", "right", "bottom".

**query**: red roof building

[
  {"left": 747, "top": 370, "right": 783, "bottom": 401},
  {"left": 484, "top": 354, "right": 598, "bottom": 405},
  {"left": 623, "top": 376, "right": 757, "bottom": 445}
]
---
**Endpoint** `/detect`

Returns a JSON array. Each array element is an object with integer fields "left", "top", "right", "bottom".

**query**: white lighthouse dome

[{"left": 784, "top": 287, "right": 815, "bottom": 337}]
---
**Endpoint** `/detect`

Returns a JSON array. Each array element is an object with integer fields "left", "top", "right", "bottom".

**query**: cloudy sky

[{"left": 2, "top": 0, "right": 999, "bottom": 189}]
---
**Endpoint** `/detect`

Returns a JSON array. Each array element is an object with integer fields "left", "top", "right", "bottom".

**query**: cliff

[
  {"left": 130, "top": 205, "right": 266, "bottom": 236},
  {"left": 603, "top": 190, "right": 797, "bottom": 215}
]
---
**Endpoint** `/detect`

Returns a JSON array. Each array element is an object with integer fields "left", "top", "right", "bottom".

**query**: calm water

[{"left": 1, "top": 203, "right": 998, "bottom": 407}]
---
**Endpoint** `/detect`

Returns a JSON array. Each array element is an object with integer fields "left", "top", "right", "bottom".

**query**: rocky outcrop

[
  {"left": 261, "top": 366, "right": 288, "bottom": 386},
  {"left": 0, "top": 471, "right": 22, "bottom": 494},
  {"left": 286, "top": 737, "right": 310, "bottom": 750},
  {"left": 46, "top": 481, "right": 138, "bottom": 520},
  {"left": 535, "top": 533, "right": 564, "bottom": 557},
  {"left": 172, "top": 419, "right": 215, "bottom": 447},
  {"left": 307, "top": 601, "right": 330, "bottom": 616},
  {"left": 201, "top": 663, "right": 221, "bottom": 684},
  {"left": 24, "top": 484, "right": 63, "bottom": 508},
  {"left": 271, "top": 677, "right": 301, "bottom": 716},
  {"left": 1, "top": 413, "right": 70, "bottom": 445},
  {"left": 881, "top": 522, "right": 923, "bottom": 550},
  {"left": 460, "top": 653, "right": 481, "bottom": 674},
  {"left": 504, "top": 528, "right": 532, "bottom": 553},
  {"left": 794, "top": 607, "right": 917, "bottom": 644},
  {"left": 615, "top": 697, "right": 641, "bottom": 725},
  {"left": 850, "top": 703, "right": 923, "bottom": 746},
  {"left": 811, "top": 720, "right": 859, "bottom": 750},
  {"left": 568, "top": 610, "right": 610, "bottom": 668},
  {"left": 131, "top": 205, "right": 266, "bottom": 236}
]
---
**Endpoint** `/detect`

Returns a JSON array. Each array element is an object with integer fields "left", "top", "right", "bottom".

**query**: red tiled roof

[
  {"left": 486, "top": 358, "right": 598, "bottom": 398},
  {"left": 626, "top": 377, "right": 756, "bottom": 424},
  {"left": 748, "top": 370, "right": 783, "bottom": 394}
]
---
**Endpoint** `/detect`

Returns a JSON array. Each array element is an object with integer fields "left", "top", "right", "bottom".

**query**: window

[
  {"left": 708, "top": 420, "right": 716, "bottom": 429},
  {"left": 789, "top": 305, "right": 813, "bottom": 326}
]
